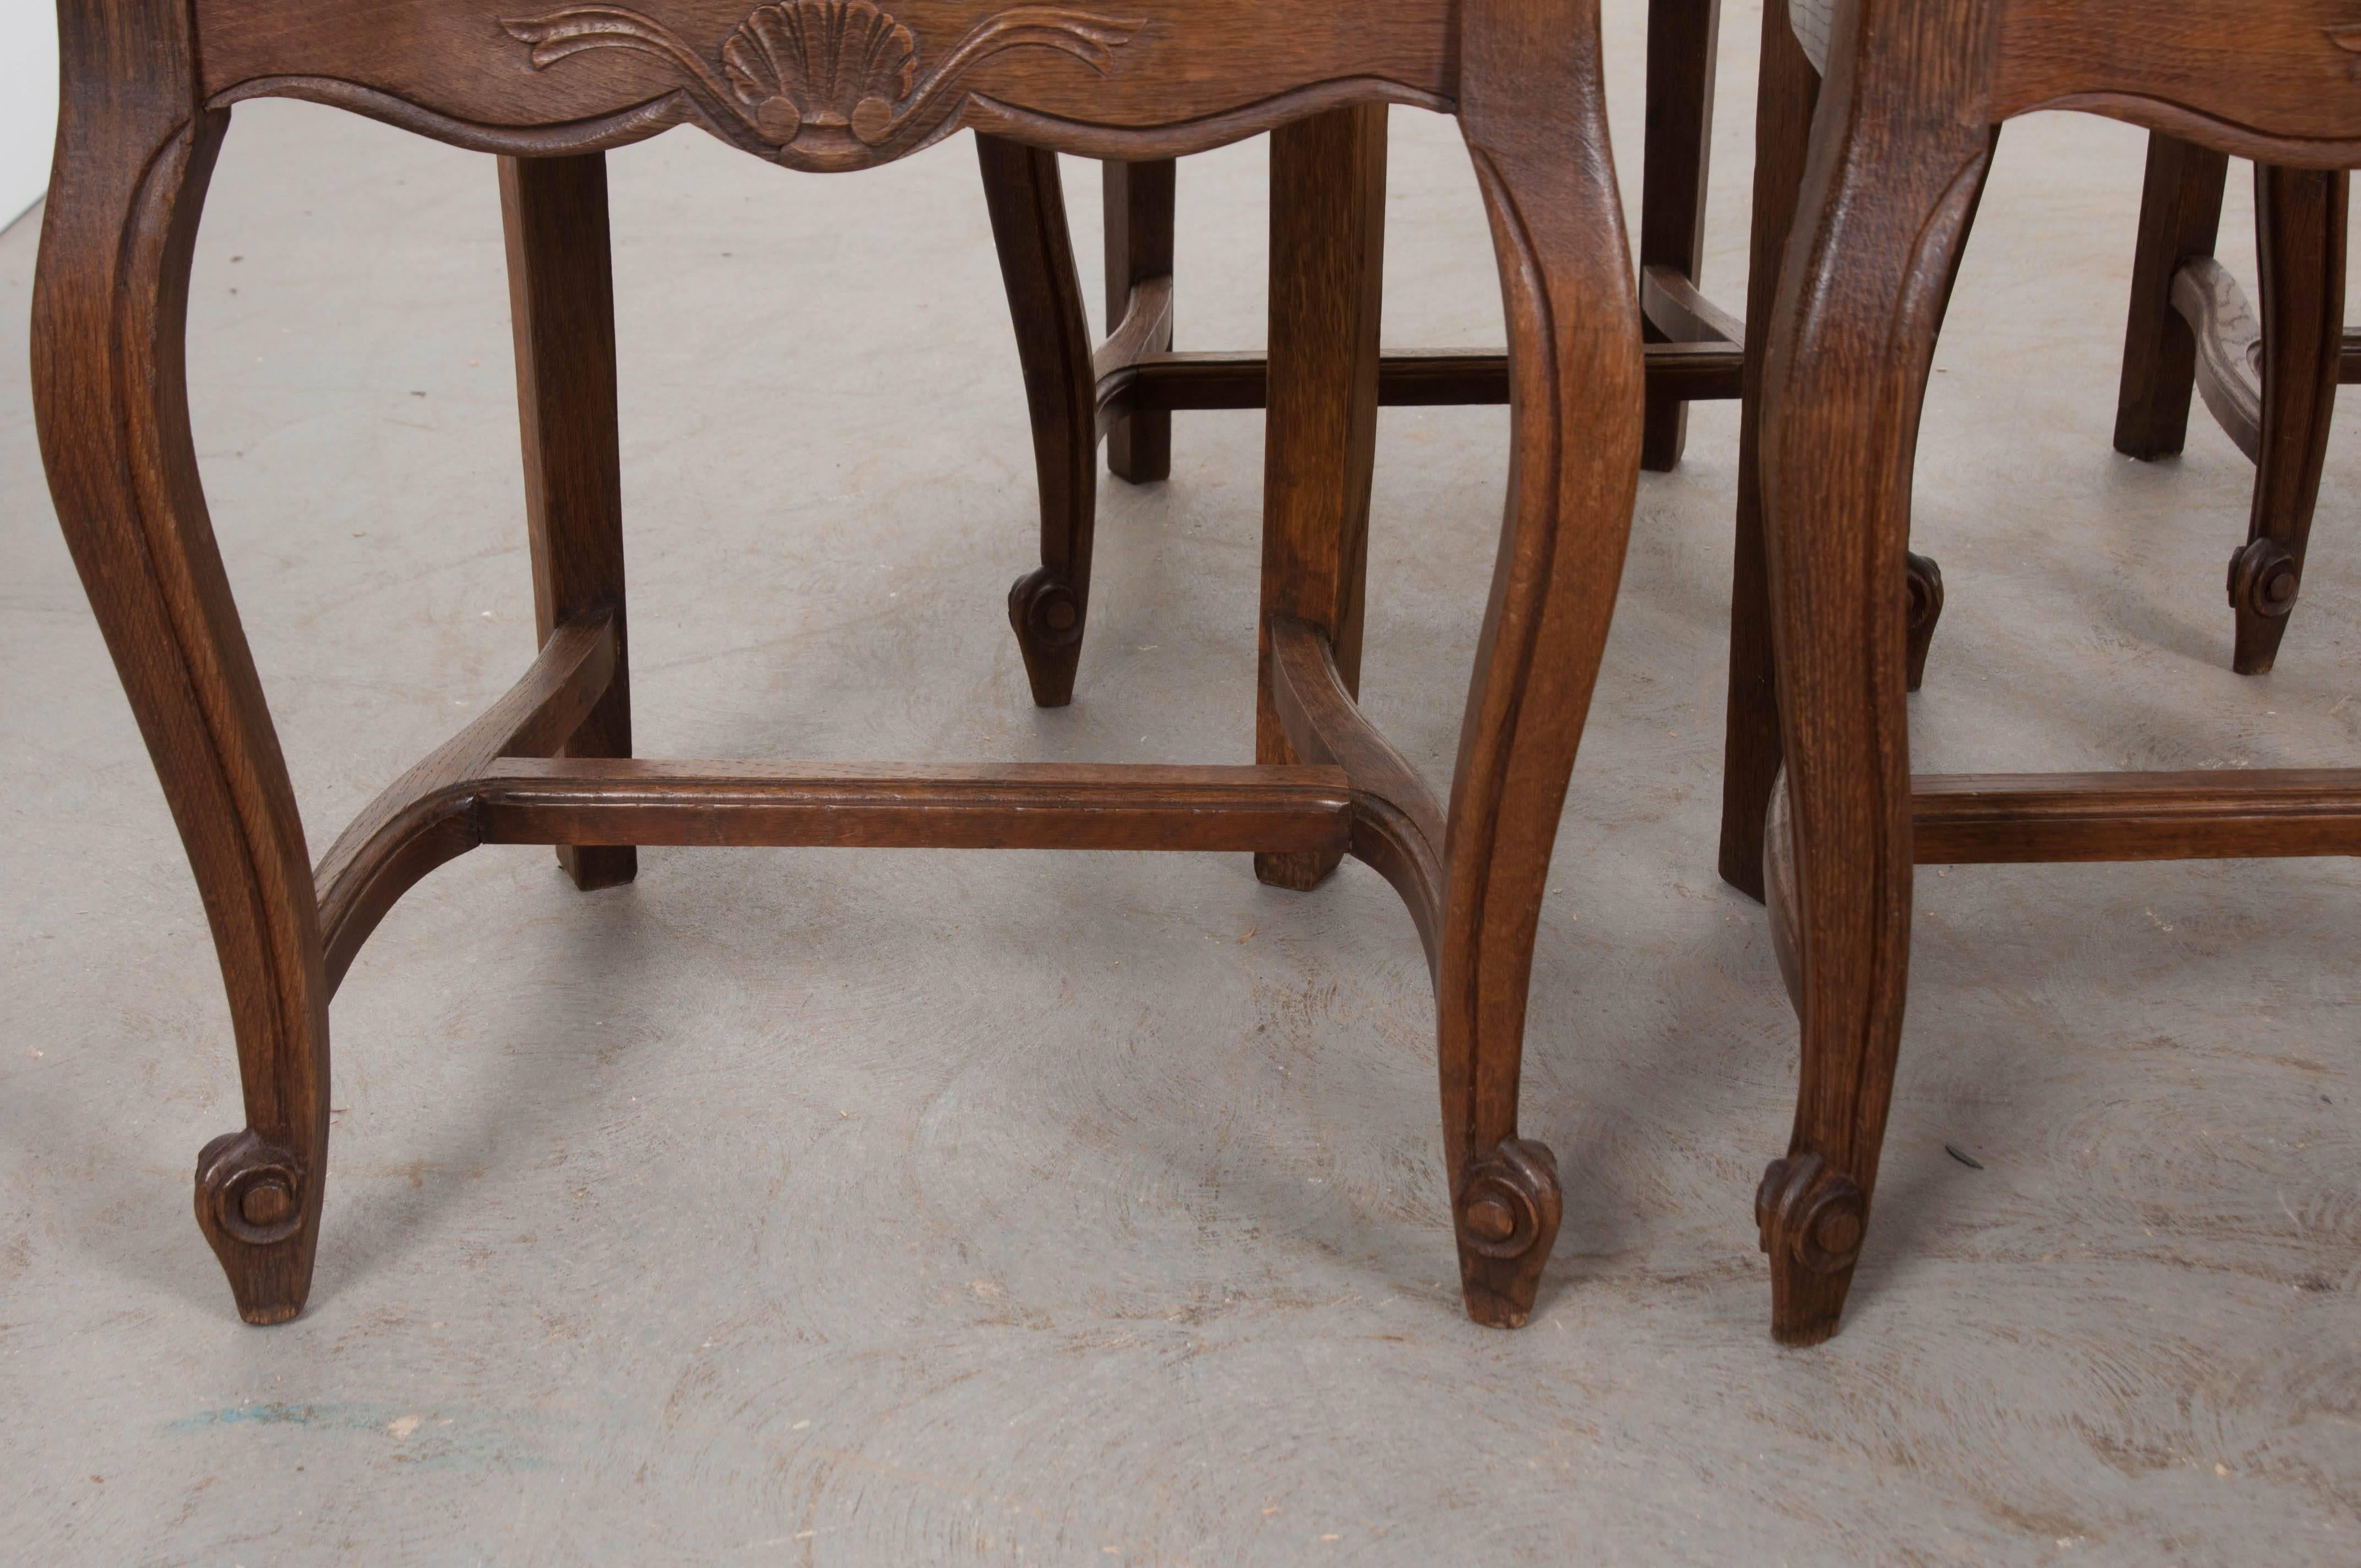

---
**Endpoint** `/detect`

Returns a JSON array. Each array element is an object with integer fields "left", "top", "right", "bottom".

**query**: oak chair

[
  {"left": 34, "top": 0, "right": 1644, "bottom": 1330},
  {"left": 1727, "top": 0, "right": 2358, "bottom": 1345},
  {"left": 976, "top": 0, "right": 1745, "bottom": 710},
  {"left": 2114, "top": 133, "right": 2354, "bottom": 674},
  {"left": 1716, "top": 0, "right": 2348, "bottom": 892}
]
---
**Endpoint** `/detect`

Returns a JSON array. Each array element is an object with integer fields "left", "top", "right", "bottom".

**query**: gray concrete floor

[{"left": 4, "top": 4, "right": 2358, "bottom": 1562}]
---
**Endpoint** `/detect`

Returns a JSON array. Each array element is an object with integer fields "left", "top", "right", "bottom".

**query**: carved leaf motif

[{"left": 501, "top": 3, "right": 1145, "bottom": 162}]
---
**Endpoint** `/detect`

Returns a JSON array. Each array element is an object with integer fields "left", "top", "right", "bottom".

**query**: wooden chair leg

[
  {"left": 1638, "top": 0, "right": 1722, "bottom": 473},
  {"left": 978, "top": 135, "right": 1099, "bottom": 709},
  {"left": 1895, "top": 130, "right": 1999, "bottom": 690},
  {"left": 34, "top": 96, "right": 331, "bottom": 1326},
  {"left": 1753, "top": 15, "right": 1994, "bottom": 1347},
  {"left": 2228, "top": 167, "right": 2346, "bottom": 676},
  {"left": 1255, "top": 106, "right": 1386, "bottom": 892},
  {"left": 1445, "top": 0, "right": 1644, "bottom": 1328},
  {"left": 500, "top": 153, "right": 638, "bottom": 885},
  {"left": 1103, "top": 159, "right": 1176, "bottom": 483},
  {"left": 2113, "top": 134, "right": 2229, "bottom": 460},
  {"left": 1717, "top": 0, "right": 1818, "bottom": 900},
  {"left": 1722, "top": 20, "right": 1991, "bottom": 899}
]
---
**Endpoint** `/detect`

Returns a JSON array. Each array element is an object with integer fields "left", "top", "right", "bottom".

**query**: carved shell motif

[
  {"left": 503, "top": 3, "right": 1145, "bottom": 163},
  {"left": 726, "top": 2, "right": 917, "bottom": 146}
]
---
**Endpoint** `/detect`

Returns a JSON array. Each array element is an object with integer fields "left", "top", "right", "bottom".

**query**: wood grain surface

[
  {"left": 197, "top": 0, "right": 1460, "bottom": 168},
  {"left": 37, "top": 0, "right": 1642, "bottom": 1335},
  {"left": 5, "top": 17, "right": 2360, "bottom": 1554},
  {"left": 1745, "top": 0, "right": 2361, "bottom": 1344}
]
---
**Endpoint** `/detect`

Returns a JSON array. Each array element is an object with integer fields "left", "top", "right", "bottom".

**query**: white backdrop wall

[{"left": 3, "top": 0, "right": 60, "bottom": 230}]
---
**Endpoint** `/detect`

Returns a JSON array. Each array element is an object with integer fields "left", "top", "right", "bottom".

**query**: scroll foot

[{"left": 1455, "top": 1139, "right": 1564, "bottom": 1329}]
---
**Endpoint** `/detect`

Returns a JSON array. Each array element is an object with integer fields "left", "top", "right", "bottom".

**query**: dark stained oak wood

[
  {"left": 1090, "top": 276, "right": 1174, "bottom": 438},
  {"left": 500, "top": 151, "right": 638, "bottom": 890},
  {"left": 34, "top": 9, "right": 328, "bottom": 1326},
  {"left": 419, "top": 759, "right": 1356, "bottom": 853},
  {"left": 1715, "top": 0, "right": 1820, "bottom": 901},
  {"left": 1638, "top": 0, "right": 1723, "bottom": 471},
  {"left": 1640, "top": 263, "right": 1744, "bottom": 350},
  {"left": 1255, "top": 104, "right": 1386, "bottom": 893},
  {"left": 1748, "top": 0, "right": 1996, "bottom": 1347},
  {"left": 1739, "top": 0, "right": 2361, "bottom": 1348},
  {"left": 1719, "top": 13, "right": 1988, "bottom": 898},
  {"left": 199, "top": 0, "right": 1462, "bottom": 168},
  {"left": 1438, "top": 1, "right": 1641, "bottom": 1326},
  {"left": 1754, "top": 761, "right": 2361, "bottom": 996},
  {"left": 2229, "top": 165, "right": 2346, "bottom": 675},
  {"left": 314, "top": 611, "right": 618, "bottom": 994},
  {"left": 42, "top": 0, "right": 1645, "bottom": 1332},
  {"left": 1911, "top": 770, "right": 2361, "bottom": 864},
  {"left": 978, "top": 132, "right": 1098, "bottom": 706},
  {"left": 1902, "top": 551, "right": 1945, "bottom": 695},
  {"left": 1101, "top": 158, "right": 1175, "bottom": 481},
  {"left": 1988, "top": 1, "right": 2361, "bottom": 160},
  {"left": 1088, "top": 0, "right": 1746, "bottom": 450},
  {"left": 1268, "top": 617, "right": 1445, "bottom": 965},
  {"left": 1000, "top": 0, "right": 1741, "bottom": 641},
  {"left": 1095, "top": 341, "right": 1739, "bottom": 420},
  {"left": 2114, "top": 133, "right": 2229, "bottom": 459},
  {"left": 2119, "top": 135, "right": 2347, "bottom": 672}
]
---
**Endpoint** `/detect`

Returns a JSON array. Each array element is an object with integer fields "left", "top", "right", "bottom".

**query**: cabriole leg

[
  {"left": 35, "top": 93, "right": 331, "bottom": 1324},
  {"left": 2228, "top": 167, "right": 2345, "bottom": 676},
  {"left": 1446, "top": 0, "right": 1644, "bottom": 1327},
  {"left": 1752, "top": 8, "right": 1994, "bottom": 1346},
  {"left": 978, "top": 135, "right": 1098, "bottom": 708},
  {"left": 1255, "top": 106, "right": 1387, "bottom": 891},
  {"left": 501, "top": 153, "right": 638, "bottom": 883}
]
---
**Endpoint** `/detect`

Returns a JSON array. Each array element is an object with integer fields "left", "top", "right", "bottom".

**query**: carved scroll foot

[
  {"left": 1008, "top": 567, "right": 1086, "bottom": 707},
  {"left": 195, "top": 1131, "right": 318, "bottom": 1326},
  {"left": 981, "top": 134, "right": 1098, "bottom": 710},
  {"left": 2221, "top": 166, "right": 2343, "bottom": 677},
  {"left": 1756, "top": 1150, "right": 1867, "bottom": 1346},
  {"left": 1903, "top": 552, "right": 1944, "bottom": 693},
  {"left": 1455, "top": 1139, "right": 1564, "bottom": 1329},
  {"left": 2227, "top": 537, "right": 2301, "bottom": 676}
]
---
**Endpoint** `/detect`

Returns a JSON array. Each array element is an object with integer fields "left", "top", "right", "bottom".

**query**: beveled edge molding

[
  {"left": 1266, "top": 616, "right": 1447, "bottom": 974},
  {"left": 320, "top": 750, "right": 1356, "bottom": 994},
  {"left": 210, "top": 76, "right": 701, "bottom": 158},
  {"left": 207, "top": 74, "right": 1455, "bottom": 171},
  {"left": 960, "top": 78, "right": 1455, "bottom": 161},
  {"left": 2000, "top": 93, "right": 2361, "bottom": 173},
  {"left": 315, "top": 610, "right": 618, "bottom": 994},
  {"left": 499, "top": 1, "right": 1145, "bottom": 167}
]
